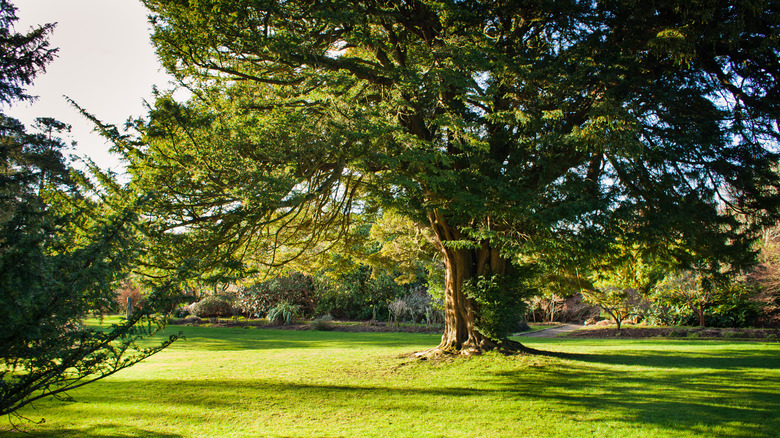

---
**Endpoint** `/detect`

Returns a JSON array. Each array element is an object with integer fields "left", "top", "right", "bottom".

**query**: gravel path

[{"left": 516, "top": 324, "right": 584, "bottom": 337}]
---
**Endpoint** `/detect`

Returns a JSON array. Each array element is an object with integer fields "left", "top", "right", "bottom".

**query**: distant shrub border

[{"left": 566, "top": 326, "right": 780, "bottom": 340}]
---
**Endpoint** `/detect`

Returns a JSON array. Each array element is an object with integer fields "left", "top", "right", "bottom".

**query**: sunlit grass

[{"left": 2, "top": 320, "right": 778, "bottom": 438}]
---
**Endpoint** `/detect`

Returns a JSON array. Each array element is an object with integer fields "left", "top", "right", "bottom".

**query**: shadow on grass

[
  {"left": 534, "top": 345, "right": 779, "bottom": 370},
  {"left": 14, "top": 335, "right": 778, "bottom": 438},
  {"left": 495, "top": 344, "right": 780, "bottom": 438},
  {"left": 1, "top": 424, "right": 182, "bottom": 438},
  {"left": 167, "top": 326, "right": 441, "bottom": 351},
  {"left": 77, "top": 343, "right": 780, "bottom": 438}
]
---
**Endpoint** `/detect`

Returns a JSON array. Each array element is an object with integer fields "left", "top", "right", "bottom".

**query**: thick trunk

[{"left": 423, "top": 211, "right": 528, "bottom": 356}]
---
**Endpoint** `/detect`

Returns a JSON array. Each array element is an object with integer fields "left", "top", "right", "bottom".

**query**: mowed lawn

[{"left": 2, "top": 320, "right": 778, "bottom": 438}]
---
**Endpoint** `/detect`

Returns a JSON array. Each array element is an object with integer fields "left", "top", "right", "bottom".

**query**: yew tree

[
  {"left": 129, "top": 0, "right": 780, "bottom": 354},
  {"left": 0, "top": 1, "right": 179, "bottom": 417}
]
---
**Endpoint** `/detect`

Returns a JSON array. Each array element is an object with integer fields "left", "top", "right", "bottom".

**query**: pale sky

[{"left": 7, "top": 0, "right": 175, "bottom": 173}]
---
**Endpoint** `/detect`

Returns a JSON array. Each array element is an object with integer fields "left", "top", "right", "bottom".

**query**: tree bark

[
  {"left": 698, "top": 304, "right": 706, "bottom": 328},
  {"left": 419, "top": 210, "right": 530, "bottom": 356}
]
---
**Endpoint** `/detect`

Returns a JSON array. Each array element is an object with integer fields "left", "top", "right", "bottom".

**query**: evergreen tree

[
  {"left": 0, "top": 1, "right": 178, "bottom": 418},
  {"left": 128, "top": 0, "right": 779, "bottom": 354}
]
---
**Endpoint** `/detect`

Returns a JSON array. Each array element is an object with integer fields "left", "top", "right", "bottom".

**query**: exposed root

[{"left": 410, "top": 339, "right": 545, "bottom": 360}]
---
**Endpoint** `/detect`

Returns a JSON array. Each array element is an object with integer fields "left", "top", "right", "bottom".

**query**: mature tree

[
  {"left": 126, "top": 0, "right": 780, "bottom": 355},
  {"left": 0, "top": 1, "right": 178, "bottom": 419}
]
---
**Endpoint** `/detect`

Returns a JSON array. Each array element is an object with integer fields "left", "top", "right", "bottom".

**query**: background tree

[
  {"left": 0, "top": 1, "right": 178, "bottom": 419},
  {"left": 654, "top": 271, "right": 713, "bottom": 328},
  {"left": 125, "top": 0, "right": 780, "bottom": 355},
  {"left": 750, "top": 226, "right": 780, "bottom": 325},
  {"left": 583, "top": 243, "right": 663, "bottom": 329}
]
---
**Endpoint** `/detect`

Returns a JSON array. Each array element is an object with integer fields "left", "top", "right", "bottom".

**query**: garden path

[{"left": 517, "top": 324, "right": 584, "bottom": 337}]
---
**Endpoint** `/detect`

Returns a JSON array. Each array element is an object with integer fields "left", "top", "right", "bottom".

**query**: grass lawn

[{"left": 2, "top": 319, "right": 778, "bottom": 438}]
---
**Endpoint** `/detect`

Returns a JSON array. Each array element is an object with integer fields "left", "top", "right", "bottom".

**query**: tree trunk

[
  {"left": 698, "top": 304, "right": 706, "bottom": 328},
  {"left": 420, "top": 211, "right": 530, "bottom": 356}
]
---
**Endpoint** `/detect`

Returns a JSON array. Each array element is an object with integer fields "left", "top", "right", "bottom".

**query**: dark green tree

[
  {"left": 126, "top": 0, "right": 779, "bottom": 354},
  {"left": 0, "top": 0, "right": 55, "bottom": 105},
  {"left": 0, "top": 1, "right": 178, "bottom": 418}
]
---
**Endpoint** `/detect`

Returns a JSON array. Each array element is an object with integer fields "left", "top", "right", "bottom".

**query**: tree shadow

[
  {"left": 531, "top": 344, "right": 779, "bottom": 370},
  {"left": 79, "top": 352, "right": 779, "bottom": 438},
  {"left": 0, "top": 424, "right": 182, "bottom": 438},
  {"left": 13, "top": 341, "right": 778, "bottom": 437},
  {"left": 167, "top": 326, "right": 440, "bottom": 351},
  {"left": 492, "top": 345, "right": 780, "bottom": 438},
  {"left": 161, "top": 327, "right": 441, "bottom": 351}
]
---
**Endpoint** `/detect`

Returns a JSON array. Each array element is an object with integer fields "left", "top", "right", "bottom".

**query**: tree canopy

[
  {"left": 0, "top": 1, "right": 178, "bottom": 418},
  {"left": 128, "top": 0, "right": 780, "bottom": 354}
]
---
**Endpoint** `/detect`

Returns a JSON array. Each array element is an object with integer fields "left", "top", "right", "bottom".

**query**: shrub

[
  {"left": 190, "top": 294, "right": 237, "bottom": 318},
  {"left": 640, "top": 301, "right": 689, "bottom": 326},
  {"left": 705, "top": 283, "right": 762, "bottom": 328},
  {"left": 267, "top": 301, "right": 301, "bottom": 324},
  {"left": 403, "top": 289, "right": 435, "bottom": 323},
  {"left": 388, "top": 299, "right": 410, "bottom": 325},
  {"left": 464, "top": 273, "right": 532, "bottom": 341},
  {"left": 315, "top": 265, "right": 405, "bottom": 320},
  {"left": 311, "top": 315, "right": 334, "bottom": 331},
  {"left": 236, "top": 272, "right": 316, "bottom": 318},
  {"left": 649, "top": 279, "right": 762, "bottom": 328},
  {"left": 387, "top": 289, "right": 443, "bottom": 325},
  {"left": 173, "top": 306, "right": 190, "bottom": 318}
]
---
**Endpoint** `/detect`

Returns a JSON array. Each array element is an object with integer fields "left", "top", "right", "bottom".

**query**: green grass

[{"left": 3, "top": 319, "right": 778, "bottom": 438}]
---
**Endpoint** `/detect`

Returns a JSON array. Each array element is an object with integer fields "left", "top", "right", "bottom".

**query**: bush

[
  {"left": 388, "top": 289, "right": 443, "bottom": 325},
  {"left": 267, "top": 301, "right": 301, "bottom": 324},
  {"left": 315, "top": 266, "right": 405, "bottom": 320},
  {"left": 388, "top": 298, "right": 410, "bottom": 324},
  {"left": 705, "top": 284, "right": 762, "bottom": 328},
  {"left": 236, "top": 272, "right": 316, "bottom": 318},
  {"left": 640, "top": 301, "right": 691, "bottom": 326},
  {"left": 464, "top": 273, "right": 532, "bottom": 341},
  {"left": 648, "top": 280, "right": 762, "bottom": 328},
  {"left": 311, "top": 315, "right": 334, "bottom": 331},
  {"left": 190, "top": 294, "right": 237, "bottom": 318}
]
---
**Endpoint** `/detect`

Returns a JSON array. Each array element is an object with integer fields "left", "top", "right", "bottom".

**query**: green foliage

[
  {"left": 582, "top": 243, "right": 665, "bottom": 329},
  {"left": 707, "top": 297, "right": 762, "bottom": 328},
  {"left": 653, "top": 271, "right": 714, "bottom": 327},
  {"left": 0, "top": 0, "right": 179, "bottom": 418},
  {"left": 0, "top": 0, "right": 56, "bottom": 104},
  {"left": 647, "top": 272, "right": 765, "bottom": 328},
  {"left": 189, "top": 294, "right": 236, "bottom": 318},
  {"left": 365, "top": 210, "right": 440, "bottom": 286},
  {"left": 125, "top": 0, "right": 780, "bottom": 347},
  {"left": 314, "top": 265, "right": 405, "bottom": 321},
  {"left": 582, "top": 287, "right": 644, "bottom": 330},
  {"left": 236, "top": 272, "right": 316, "bottom": 318},
  {"left": 464, "top": 273, "right": 532, "bottom": 341},
  {"left": 310, "top": 314, "right": 334, "bottom": 331},
  {"left": 267, "top": 300, "right": 301, "bottom": 325}
]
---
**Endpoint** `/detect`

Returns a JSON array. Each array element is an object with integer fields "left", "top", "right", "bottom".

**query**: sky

[{"left": 7, "top": 0, "right": 175, "bottom": 173}]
